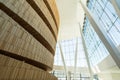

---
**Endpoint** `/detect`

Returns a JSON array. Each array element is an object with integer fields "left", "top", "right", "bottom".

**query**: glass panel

[
  {"left": 54, "top": 38, "right": 87, "bottom": 67},
  {"left": 87, "top": 0, "right": 120, "bottom": 46},
  {"left": 86, "top": 0, "right": 120, "bottom": 65},
  {"left": 83, "top": 18, "right": 109, "bottom": 66}
]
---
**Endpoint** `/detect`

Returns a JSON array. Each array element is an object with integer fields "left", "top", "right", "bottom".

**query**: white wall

[{"left": 92, "top": 55, "right": 120, "bottom": 80}]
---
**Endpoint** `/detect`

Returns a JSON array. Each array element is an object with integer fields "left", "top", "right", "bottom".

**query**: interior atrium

[{"left": 0, "top": 0, "right": 120, "bottom": 80}]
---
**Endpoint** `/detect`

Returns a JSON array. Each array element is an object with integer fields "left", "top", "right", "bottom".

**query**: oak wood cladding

[
  {"left": 0, "top": 50, "right": 51, "bottom": 71},
  {"left": 0, "top": 0, "right": 59, "bottom": 79},
  {"left": 0, "top": 63, "right": 57, "bottom": 80},
  {"left": 43, "top": 0, "right": 58, "bottom": 31},
  {"left": 26, "top": 0, "right": 57, "bottom": 41},
  {"left": 46, "top": 0, "right": 60, "bottom": 27},
  {"left": 0, "top": 3, "right": 55, "bottom": 55}
]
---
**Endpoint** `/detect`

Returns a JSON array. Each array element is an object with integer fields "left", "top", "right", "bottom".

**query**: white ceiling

[{"left": 55, "top": 0, "right": 87, "bottom": 41}]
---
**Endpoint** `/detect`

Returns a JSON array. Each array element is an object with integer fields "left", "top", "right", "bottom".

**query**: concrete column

[
  {"left": 80, "top": 1, "right": 120, "bottom": 68},
  {"left": 110, "top": 0, "right": 120, "bottom": 18},
  {"left": 67, "top": 71, "right": 71, "bottom": 80},
  {"left": 59, "top": 43, "right": 69, "bottom": 80},
  {"left": 73, "top": 38, "right": 78, "bottom": 79},
  {"left": 79, "top": 23, "right": 93, "bottom": 80}
]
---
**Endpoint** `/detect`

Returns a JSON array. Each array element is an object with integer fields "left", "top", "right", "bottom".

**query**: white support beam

[
  {"left": 110, "top": 0, "right": 120, "bottom": 18},
  {"left": 59, "top": 43, "right": 70, "bottom": 80},
  {"left": 80, "top": 1, "right": 120, "bottom": 68},
  {"left": 59, "top": 43, "right": 67, "bottom": 74},
  {"left": 73, "top": 38, "right": 78, "bottom": 79},
  {"left": 79, "top": 23, "right": 93, "bottom": 80}
]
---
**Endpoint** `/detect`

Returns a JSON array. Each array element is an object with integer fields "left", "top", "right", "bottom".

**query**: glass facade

[
  {"left": 83, "top": 18, "right": 109, "bottom": 65},
  {"left": 83, "top": 0, "right": 120, "bottom": 66},
  {"left": 51, "top": 71, "right": 66, "bottom": 80},
  {"left": 50, "top": 71, "right": 90, "bottom": 80},
  {"left": 88, "top": 0, "right": 120, "bottom": 46},
  {"left": 54, "top": 44, "right": 63, "bottom": 66},
  {"left": 54, "top": 38, "right": 89, "bottom": 79},
  {"left": 53, "top": 0, "right": 120, "bottom": 79},
  {"left": 54, "top": 38, "right": 87, "bottom": 67}
]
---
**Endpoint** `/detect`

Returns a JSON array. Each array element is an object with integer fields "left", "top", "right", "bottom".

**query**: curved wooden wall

[{"left": 0, "top": 0, "right": 59, "bottom": 80}]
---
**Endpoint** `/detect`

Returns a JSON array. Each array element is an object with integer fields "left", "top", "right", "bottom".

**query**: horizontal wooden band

[
  {"left": 0, "top": 2, "right": 54, "bottom": 55},
  {"left": 26, "top": 0, "right": 57, "bottom": 41},
  {"left": 43, "top": 0, "right": 58, "bottom": 31},
  {"left": 0, "top": 49, "right": 52, "bottom": 71}
]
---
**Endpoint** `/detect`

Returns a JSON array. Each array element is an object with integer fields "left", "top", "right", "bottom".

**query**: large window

[
  {"left": 54, "top": 38, "right": 87, "bottom": 67},
  {"left": 83, "top": 0, "right": 120, "bottom": 66},
  {"left": 50, "top": 71, "right": 90, "bottom": 80},
  {"left": 83, "top": 18, "right": 109, "bottom": 65},
  {"left": 88, "top": 0, "right": 120, "bottom": 46},
  {"left": 54, "top": 44, "right": 63, "bottom": 66}
]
